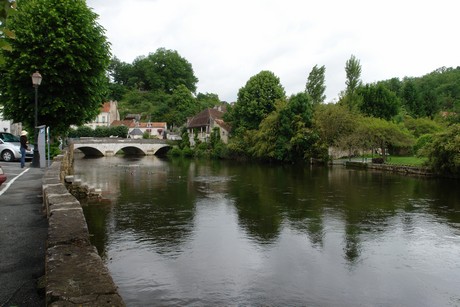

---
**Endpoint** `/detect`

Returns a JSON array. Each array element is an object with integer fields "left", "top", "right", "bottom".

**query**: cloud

[{"left": 87, "top": 0, "right": 460, "bottom": 103}]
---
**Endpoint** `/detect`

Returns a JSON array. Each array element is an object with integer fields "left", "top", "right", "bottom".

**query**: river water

[{"left": 74, "top": 154, "right": 460, "bottom": 306}]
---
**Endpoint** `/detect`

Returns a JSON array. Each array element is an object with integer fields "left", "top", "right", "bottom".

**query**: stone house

[
  {"left": 85, "top": 101, "right": 120, "bottom": 129},
  {"left": 111, "top": 119, "right": 167, "bottom": 139},
  {"left": 186, "top": 107, "right": 230, "bottom": 146}
]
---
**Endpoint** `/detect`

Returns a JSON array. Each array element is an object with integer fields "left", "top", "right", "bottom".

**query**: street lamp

[{"left": 31, "top": 71, "right": 42, "bottom": 167}]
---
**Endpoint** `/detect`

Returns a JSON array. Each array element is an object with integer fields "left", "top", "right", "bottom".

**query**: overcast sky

[{"left": 86, "top": 0, "right": 459, "bottom": 103}]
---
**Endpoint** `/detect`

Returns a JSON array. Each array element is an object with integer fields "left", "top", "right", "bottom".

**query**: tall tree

[
  {"left": 345, "top": 55, "right": 362, "bottom": 94},
  {"left": 132, "top": 48, "right": 198, "bottom": 94},
  {"left": 305, "top": 64, "right": 326, "bottom": 105},
  {"left": 165, "top": 84, "right": 197, "bottom": 128},
  {"left": 357, "top": 83, "right": 400, "bottom": 120},
  {"left": 401, "top": 78, "right": 420, "bottom": 117},
  {"left": 0, "top": 0, "right": 110, "bottom": 134},
  {"left": 0, "top": 0, "right": 15, "bottom": 65},
  {"left": 341, "top": 54, "right": 362, "bottom": 110},
  {"left": 225, "top": 70, "right": 285, "bottom": 132}
]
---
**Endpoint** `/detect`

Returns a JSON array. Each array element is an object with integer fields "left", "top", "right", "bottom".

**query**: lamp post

[{"left": 31, "top": 71, "right": 42, "bottom": 168}]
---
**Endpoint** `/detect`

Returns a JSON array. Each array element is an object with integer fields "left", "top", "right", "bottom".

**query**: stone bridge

[{"left": 70, "top": 138, "right": 172, "bottom": 157}]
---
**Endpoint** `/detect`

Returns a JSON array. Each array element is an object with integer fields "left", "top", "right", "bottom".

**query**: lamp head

[{"left": 31, "top": 71, "right": 42, "bottom": 86}]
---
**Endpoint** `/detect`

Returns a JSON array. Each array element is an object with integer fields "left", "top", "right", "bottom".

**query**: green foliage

[
  {"left": 165, "top": 84, "right": 199, "bottom": 128},
  {"left": 225, "top": 70, "right": 286, "bottom": 132},
  {"left": 401, "top": 78, "right": 420, "bottom": 117},
  {"left": 128, "top": 48, "right": 198, "bottom": 94},
  {"left": 424, "top": 124, "right": 460, "bottom": 175},
  {"left": 357, "top": 83, "right": 400, "bottom": 120},
  {"left": 108, "top": 50, "right": 217, "bottom": 128},
  {"left": 196, "top": 92, "right": 222, "bottom": 107},
  {"left": 68, "top": 126, "right": 94, "bottom": 138},
  {"left": 250, "top": 94, "right": 317, "bottom": 162},
  {"left": 306, "top": 64, "right": 326, "bottom": 105},
  {"left": 168, "top": 147, "right": 182, "bottom": 157},
  {"left": 0, "top": 0, "right": 111, "bottom": 135},
  {"left": 385, "top": 156, "right": 427, "bottom": 167},
  {"left": 380, "top": 67, "right": 460, "bottom": 118},
  {"left": 0, "top": 0, "right": 16, "bottom": 65},
  {"left": 414, "top": 134, "right": 433, "bottom": 156},
  {"left": 68, "top": 125, "right": 128, "bottom": 138},
  {"left": 355, "top": 117, "right": 415, "bottom": 158},
  {"left": 46, "top": 142, "right": 62, "bottom": 160},
  {"left": 313, "top": 103, "right": 357, "bottom": 147},
  {"left": 403, "top": 116, "right": 442, "bottom": 138},
  {"left": 341, "top": 54, "right": 362, "bottom": 110}
]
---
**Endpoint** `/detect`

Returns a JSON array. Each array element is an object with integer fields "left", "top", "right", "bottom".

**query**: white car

[{"left": 0, "top": 135, "right": 34, "bottom": 162}]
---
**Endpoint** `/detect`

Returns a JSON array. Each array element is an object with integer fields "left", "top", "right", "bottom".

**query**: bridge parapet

[
  {"left": 70, "top": 137, "right": 169, "bottom": 144},
  {"left": 70, "top": 138, "right": 171, "bottom": 157}
]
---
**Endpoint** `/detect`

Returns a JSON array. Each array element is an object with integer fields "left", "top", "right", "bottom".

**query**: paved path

[{"left": 0, "top": 162, "right": 47, "bottom": 307}]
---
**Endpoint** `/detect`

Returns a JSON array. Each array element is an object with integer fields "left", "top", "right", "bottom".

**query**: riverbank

[
  {"left": 341, "top": 160, "right": 435, "bottom": 177},
  {"left": 42, "top": 151, "right": 125, "bottom": 306}
]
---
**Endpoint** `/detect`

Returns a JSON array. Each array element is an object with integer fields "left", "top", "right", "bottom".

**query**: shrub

[{"left": 372, "top": 157, "right": 384, "bottom": 164}]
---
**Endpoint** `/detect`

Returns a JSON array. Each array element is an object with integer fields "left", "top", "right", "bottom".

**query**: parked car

[
  {"left": 0, "top": 166, "right": 6, "bottom": 186},
  {"left": 0, "top": 133, "right": 34, "bottom": 162}
]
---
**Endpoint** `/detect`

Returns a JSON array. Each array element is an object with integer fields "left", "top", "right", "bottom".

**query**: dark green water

[{"left": 74, "top": 154, "right": 460, "bottom": 306}]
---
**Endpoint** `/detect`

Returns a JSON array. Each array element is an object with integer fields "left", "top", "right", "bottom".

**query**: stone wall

[
  {"left": 345, "top": 161, "right": 434, "bottom": 177},
  {"left": 42, "top": 151, "right": 125, "bottom": 306}
]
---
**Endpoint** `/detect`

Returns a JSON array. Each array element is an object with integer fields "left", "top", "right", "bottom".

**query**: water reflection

[{"left": 76, "top": 155, "right": 460, "bottom": 306}]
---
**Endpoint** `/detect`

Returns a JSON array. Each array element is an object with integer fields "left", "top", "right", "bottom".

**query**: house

[
  {"left": 85, "top": 101, "right": 120, "bottom": 129},
  {"left": 0, "top": 106, "right": 22, "bottom": 135},
  {"left": 111, "top": 118, "right": 167, "bottom": 139},
  {"left": 186, "top": 107, "right": 230, "bottom": 146}
]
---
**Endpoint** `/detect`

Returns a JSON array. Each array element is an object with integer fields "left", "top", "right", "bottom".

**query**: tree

[
  {"left": 0, "top": 0, "right": 110, "bottom": 135},
  {"left": 225, "top": 70, "right": 286, "bottom": 132},
  {"left": 196, "top": 92, "right": 221, "bottom": 110},
  {"left": 403, "top": 116, "right": 442, "bottom": 138},
  {"left": 357, "top": 83, "right": 400, "bottom": 120},
  {"left": 355, "top": 117, "right": 414, "bottom": 159},
  {"left": 340, "top": 54, "right": 362, "bottom": 110},
  {"left": 108, "top": 56, "right": 134, "bottom": 86},
  {"left": 424, "top": 124, "right": 460, "bottom": 175},
  {"left": 306, "top": 64, "right": 326, "bottom": 105},
  {"left": 251, "top": 93, "right": 318, "bottom": 162},
  {"left": 0, "top": 0, "right": 16, "bottom": 65},
  {"left": 401, "top": 78, "right": 420, "bottom": 117},
  {"left": 132, "top": 48, "right": 198, "bottom": 94},
  {"left": 313, "top": 103, "right": 357, "bottom": 148},
  {"left": 345, "top": 55, "right": 362, "bottom": 94},
  {"left": 165, "top": 84, "right": 198, "bottom": 128}
]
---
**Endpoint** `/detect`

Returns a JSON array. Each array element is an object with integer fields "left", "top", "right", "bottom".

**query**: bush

[
  {"left": 425, "top": 124, "right": 460, "bottom": 175},
  {"left": 372, "top": 157, "right": 384, "bottom": 164},
  {"left": 168, "top": 147, "right": 182, "bottom": 157},
  {"left": 414, "top": 134, "right": 433, "bottom": 156},
  {"left": 67, "top": 125, "right": 129, "bottom": 138}
]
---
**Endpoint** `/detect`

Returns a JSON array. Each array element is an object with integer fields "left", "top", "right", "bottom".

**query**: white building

[
  {"left": 0, "top": 106, "right": 22, "bottom": 135},
  {"left": 85, "top": 101, "right": 120, "bottom": 129}
]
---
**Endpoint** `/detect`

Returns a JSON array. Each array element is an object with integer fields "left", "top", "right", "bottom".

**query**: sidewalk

[{"left": 0, "top": 163, "right": 47, "bottom": 307}]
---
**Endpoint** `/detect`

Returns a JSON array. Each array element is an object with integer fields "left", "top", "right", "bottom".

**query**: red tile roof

[{"left": 100, "top": 102, "right": 111, "bottom": 113}]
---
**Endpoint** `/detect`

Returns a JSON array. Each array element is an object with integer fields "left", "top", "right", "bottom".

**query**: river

[{"left": 73, "top": 154, "right": 460, "bottom": 306}]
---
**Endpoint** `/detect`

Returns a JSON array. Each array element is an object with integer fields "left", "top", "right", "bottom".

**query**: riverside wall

[
  {"left": 42, "top": 150, "right": 125, "bottom": 306},
  {"left": 344, "top": 161, "right": 435, "bottom": 177}
]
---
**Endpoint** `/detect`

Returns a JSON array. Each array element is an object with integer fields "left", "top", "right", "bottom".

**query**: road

[{"left": 0, "top": 161, "right": 47, "bottom": 307}]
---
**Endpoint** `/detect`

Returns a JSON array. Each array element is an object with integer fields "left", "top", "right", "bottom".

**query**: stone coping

[{"left": 43, "top": 152, "right": 125, "bottom": 306}]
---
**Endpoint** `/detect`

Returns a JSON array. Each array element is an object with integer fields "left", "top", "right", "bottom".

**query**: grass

[{"left": 383, "top": 156, "right": 427, "bottom": 167}]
